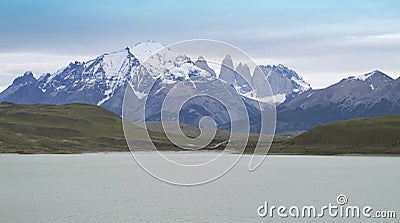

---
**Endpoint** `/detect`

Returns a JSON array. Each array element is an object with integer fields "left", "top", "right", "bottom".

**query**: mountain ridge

[
  {"left": 277, "top": 69, "right": 400, "bottom": 132},
  {"left": 2, "top": 41, "right": 398, "bottom": 133},
  {"left": 0, "top": 41, "right": 309, "bottom": 123}
]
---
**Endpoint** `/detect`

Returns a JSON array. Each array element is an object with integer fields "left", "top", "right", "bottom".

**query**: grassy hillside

[
  {"left": 279, "top": 116, "right": 400, "bottom": 155},
  {"left": 0, "top": 103, "right": 230, "bottom": 153},
  {"left": 0, "top": 103, "right": 128, "bottom": 153},
  {"left": 1, "top": 102, "right": 399, "bottom": 155}
]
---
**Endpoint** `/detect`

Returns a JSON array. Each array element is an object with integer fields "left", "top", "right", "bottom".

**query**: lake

[{"left": 0, "top": 153, "right": 399, "bottom": 222}]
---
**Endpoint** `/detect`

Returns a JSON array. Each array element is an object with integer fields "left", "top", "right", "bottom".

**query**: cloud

[
  {"left": 1, "top": 32, "right": 399, "bottom": 91},
  {"left": 0, "top": 52, "right": 94, "bottom": 89},
  {"left": 0, "top": 0, "right": 399, "bottom": 90}
]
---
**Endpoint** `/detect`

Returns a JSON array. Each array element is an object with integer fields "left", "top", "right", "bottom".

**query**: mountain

[
  {"left": 277, "top": 70, "right": 400, "bottom": 132},
  {"left": 0, "top": 42, "right": 168, "bottom": 114},
  {"left": 0, "top": 41, "right": 276, "bottom": 132},
  {"left": 195, "top": 56, "right": 216, "bottom": 77},
  {"left": 218, "top": 58, "right": 311, "bottom": 104},
  {"left": 0, "top": 71, "right": 38, "bottom": 101},
  {"left": 2, "top": 41, "right": 311, "bottom": 133},
  {"left": 218, "top": 55, "right": 253, "bottom": 96},
  {"left": 2, "top": 43, "right": 398, "bottom": 135},
  {"left": 122, "top": 48, "right": 268, "bottom": 132},
  {"left": 0, "top": 48, "right": 141, "bottom": 113},
  {"left": 259, "top": 64, "right": 311, "bottom": 102}
]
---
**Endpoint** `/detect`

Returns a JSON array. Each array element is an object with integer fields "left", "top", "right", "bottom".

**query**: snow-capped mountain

[
  {"left": 8, "top": 40, "right": 379, "bottom": 133},
  {"left": 0, "top": 45, "right": 144, "bottom": 113},
  {"left": 122, "top": 44, "right": 265, "bottom": 130},
  {"left": 218, "top": 57, "right": 311, "bottom": 104},
  {"left": 277, "top": 70, "right": 400, "bottom": 132},
  {"left": 0, "top": 41, "right": 272, "bottom": 131},
  {"left": 260, "top": 64, "right": 311, "bottom": 100},
  {"left": 39, "top": 47, "right": 139, "bottom": 107},
  {"left": 0, "top": 41, "right": 305, "bottom": 113},
  {"left": 3, "top": 41, "right": 397, "bottom": 134}
]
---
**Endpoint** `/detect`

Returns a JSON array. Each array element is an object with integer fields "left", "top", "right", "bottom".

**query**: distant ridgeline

[
  {"left": 1, "top": 41, "right": 400, "bottom": 133},
  {"left": 277, "top": 70, "right": 400, "bottom": 132}
]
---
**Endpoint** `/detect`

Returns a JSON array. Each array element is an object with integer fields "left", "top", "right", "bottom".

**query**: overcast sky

[{"left": 0, "top": 0, "right": 399, "bottom": 91}]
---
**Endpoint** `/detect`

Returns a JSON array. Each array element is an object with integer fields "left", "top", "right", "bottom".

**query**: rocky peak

[
  {"left": 195, "top": 56, "right": 216, "bottom": 77},
  {"left": 219, "top": 55, "right": 236, "bottom": 84},
  {"left": 12, "top": 71, "right": 37, "bottom": 85},
  {"left": 235, "top": 63, "right": 251, "bottom": 81}
]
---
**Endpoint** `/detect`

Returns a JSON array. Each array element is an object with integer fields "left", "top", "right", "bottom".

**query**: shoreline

[{"left": 1, "top": 150, "right": 400, "bottom": 157}]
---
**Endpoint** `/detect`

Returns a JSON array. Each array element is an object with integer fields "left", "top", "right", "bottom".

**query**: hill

[
  {"left": 1, "top": 102, "right": 399, "bottom": 155},
  {"left": 0, "top": 102, "right": 128, "bottom": 153},
  {"left": 279, "top": 116, "right": 400, "bottom": 155},
  {"left": 0, "top": 103, "right": 231, "bottom": 154}
]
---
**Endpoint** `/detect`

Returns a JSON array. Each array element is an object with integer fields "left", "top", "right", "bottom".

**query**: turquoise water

[{"left": 0, "top": 153, "right": 399, "bottom": 222}]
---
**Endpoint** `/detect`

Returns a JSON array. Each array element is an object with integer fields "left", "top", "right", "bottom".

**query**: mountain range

[
  {"left": 1, "top": 41, "right": 399, "bottom": 133},
  {"left": 1, "top": 42, "right": 304, "bottom": 103}
]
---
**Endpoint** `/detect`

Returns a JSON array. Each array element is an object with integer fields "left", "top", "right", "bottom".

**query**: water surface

[{"left": 0, "top": 153, "right": 398, "bottom": 222}]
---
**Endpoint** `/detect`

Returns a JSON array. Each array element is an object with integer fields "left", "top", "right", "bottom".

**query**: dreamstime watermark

[
  {"left": 257, "top": 194, "right": 397, "bottom": 219},
  {"left": 122, "top": 39, "right": 276, "bottom": 186}
]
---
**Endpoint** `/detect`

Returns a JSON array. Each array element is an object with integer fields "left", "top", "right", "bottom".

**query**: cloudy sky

[{"left": 0, "top": 0, "right": 399, "bottom": 91}]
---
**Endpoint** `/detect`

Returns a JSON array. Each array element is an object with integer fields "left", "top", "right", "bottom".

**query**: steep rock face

[
  {"left": 218, "top": 55, "right": 235, "bottom": 84},
  {"left": 260, "top": 65, "right": 311, "bottom": 100},
  {"left": 218, "top": 58, "right": 311, "bottom": 104},
  {"left": 218, "top": 55, "right": 253, "bottom": 95},
  {"left": 251, "top": 66, "right": 271, "bottom": 99},
  {"left": 195, "top": 56, "right": 216, "bottom": 77},
  {"left": 235, "top": 63, "right": 252, "bottom": 88}
]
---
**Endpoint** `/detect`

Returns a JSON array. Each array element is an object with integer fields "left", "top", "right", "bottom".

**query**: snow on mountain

[
  {"left": 130, "top": 41, "right": 177, "bottom": 79},
  {"left": 218, "top": 57, "right": 311, "bottom": 104},
  {"left": 84, "top": 48, "right": 139, "bottom": 105},
  {"left": 218, "top": 55, "right": 253, "bottom": 91},
  {"left": 346, "top": 70, "right": 393, "bottom": 91},
  {"left": 123, "top": 48, "right": 264, "bottom": 129},
  {"left": 130, "top": 40, "right": 165, "bottom": 62},
  {"left": 7, "top": 40, "right": 398, "bottom": 134},
  {"left": 260, "top": 64, "right": 311, "bottom": 97},
  {"left": 165, "top": 61, "right": 214, "bottom": 82},
  {"left": 281, "top": 70, "right": 394, "bottom": 111},
  {"left": 0, "top": 40, "right": 309, "bottom": 127},
  {"left": 34, "top": 47, "right": 140, "bottom": 108},
  {"left": 349, "top": 70, "right": 383, "bottom": 81},
  {"left": 195, "top": 56, "right": 216, "bottom": 77},
  {"left": 354, "top": 72, "right": 374, "bottom": 81},
  {"left": 277, "top": 70, "right": 398, "bottom": 132}
]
